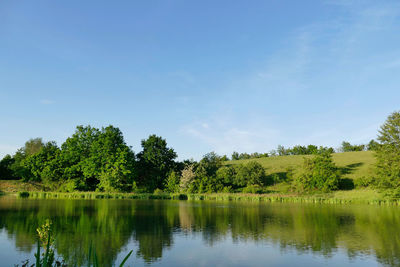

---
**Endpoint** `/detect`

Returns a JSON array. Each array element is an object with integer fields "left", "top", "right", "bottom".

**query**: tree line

[
  {"left": 0, "top": 125, "right": 269, "bottom": 193},
  {"left": 0, "top": 111, "right": 400, "bottom": 194},
  {"left": 230, "top": 140, "right": 378, "bottom": 160}
]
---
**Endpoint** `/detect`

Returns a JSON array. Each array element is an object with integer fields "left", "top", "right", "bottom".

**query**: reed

[{"left": 15, "top": 190, "right": 400, "bottom": 205}]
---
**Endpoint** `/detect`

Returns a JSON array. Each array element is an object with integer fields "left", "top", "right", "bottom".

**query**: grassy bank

[
  {"left": 227, "top": 151, "right": 375, "bottom": 183},
  {"left": 0, "top": 180, "right": 46, "bottom": 192},
  {"left": 10, "top": 188, "right": 400, "bottom": 205}
]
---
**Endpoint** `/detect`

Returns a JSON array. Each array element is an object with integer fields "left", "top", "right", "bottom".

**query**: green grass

[
  {"left": 12, "top": 189, "right": 400, "bottom": 205},
  {"left": 227, "top": 151, "right": 376, "bottom": 182},
  {"left": 16, "top": 191, "right": 188, "bottom": 200},
  {"left": 0, "top": 180, "right": 46, "bottom": 192},
  {"left": 186, "top": 190, "right": 396, "bottom": 205}
]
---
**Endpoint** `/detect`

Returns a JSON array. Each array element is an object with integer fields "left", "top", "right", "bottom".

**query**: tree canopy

[
  {"left": 375, "top": 111, "right": 400, "bottom": 188},
  {"left": 137, "top": 135, "right": 177, "bottom": 191}
]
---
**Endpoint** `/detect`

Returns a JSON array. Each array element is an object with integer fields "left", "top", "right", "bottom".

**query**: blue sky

[{"left": 1, "top": 0, "right": 400, "bottom": 160}]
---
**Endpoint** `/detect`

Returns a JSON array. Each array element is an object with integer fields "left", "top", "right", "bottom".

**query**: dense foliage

[
  {"left": 294, "top": 152, "right": 340, "bottom": 192},
  {"left": 231, "top": 151, "right": 269, "bottom": 160},
  {"left": 271, "top": 145, "right": 335, "bottom": 156},
  {"left": 0, "top": 126, "right": 138, "bottom": 192},
  {"left": 136, "top": 134, "right": 177, "bottom": 192},
  {"left": 0, "top": 154, "right": 15, "bottom": 179},
  {"left": 375, "top": 111, "right": 400, "bottom": 188}
]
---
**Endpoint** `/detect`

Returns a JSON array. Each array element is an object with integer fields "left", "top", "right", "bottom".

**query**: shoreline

[{"left": 2, "top": 189, "right": 399, "bottom": 205}]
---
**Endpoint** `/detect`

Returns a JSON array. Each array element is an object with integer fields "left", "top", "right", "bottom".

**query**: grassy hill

[
  {"left": 223, "top": 151, "right": 383, "bottom": 202},
  {"left": 226, "top": 151, "right": 376, "bottom": 183}
]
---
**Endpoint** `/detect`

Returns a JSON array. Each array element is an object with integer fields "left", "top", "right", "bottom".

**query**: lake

[{"left": 0, "top": 196, "right": 399, "bottom": 266}]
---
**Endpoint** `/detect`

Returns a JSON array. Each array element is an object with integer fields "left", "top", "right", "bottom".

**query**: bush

[
  {"left": 58, "top": 179, "right": 78, "bottom": 192},
  {"left": 242, "top": 185, "right": 263, "bottom": 194},
  {"left": 164, "top": 171, "right": 180, "bottom": 193},
  {"left": 293, "top": 152, "right": 340, "bottom": 192},
  {"left": 216, "top": 166, "right": 236, "bottom": 185},
  {"left": 222, "top": 186, "right": 234, "bottom": 193},
  {"left": 153, "top": 188, "right": 164, "bottom": 195},
  {"left": 172, "top": 193, "right": 188, "bottom": 200},
  {"left": 338, "top": 178, "right": 355, "bottom": 190},
  {"left": 234, "top": 161, "right": 268, "bottom": 187},
  {"left": 18, "top": 191, "right": 30, "bottom": 198},
  {"left": 354, "top": 176, "right": 375, "bottom": 188}
]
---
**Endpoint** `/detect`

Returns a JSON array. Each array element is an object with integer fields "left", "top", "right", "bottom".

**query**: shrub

[
  {"left": 222, "top": 186, "right": 234, "bottom": 193},
  {"left": 354, "top": 176, "right": 375, "bottom": 188},
  {"left": 172, "top": 193, "right": 188, "bottom": 200},
  {"left": 242, "top": 184, "right": 263, "bottom": 194},
  {"left": 164, "top": 171, "right": 180, "bottom": 193},
  {"left": 18, "top": 191, "right": 30, "bottom": 198},
  {"left": 58, "top": 179, "right": 78, "bottom": 192},
  {"left": 234, "top": 161, "right": 267, "bottom": 187},
  {"left": 153, "top": 188, "right": 164, "bottom": 195},
  {"left": 216, "top": 166, "right": 236, "bottom": 185},
  {"left": 338, "top": 178, "right": 355, "bottom": 190},
  {"left": 293, "top": 152, "right": 340, "bottom": 192}
]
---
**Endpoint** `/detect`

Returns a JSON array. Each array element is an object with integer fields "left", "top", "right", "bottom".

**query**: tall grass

[
  {"left": 19, "top": 191, "right": 186, "bottom": 200},
  {"left": 15, "top": 190, "right": 400, "bottom": 205}
]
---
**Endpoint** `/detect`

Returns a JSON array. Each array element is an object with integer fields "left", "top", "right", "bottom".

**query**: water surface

[{"left": 0, "top": 197, "right": 399, "bottom": 266}]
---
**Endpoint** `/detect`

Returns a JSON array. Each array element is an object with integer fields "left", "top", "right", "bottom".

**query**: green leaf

[{"left": 119, "top": 250, "right": 133, "bottom": 267}]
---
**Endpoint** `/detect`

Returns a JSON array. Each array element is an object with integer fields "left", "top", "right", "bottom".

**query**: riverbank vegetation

[
  {"left": 11, "top": 189, "right": 398, "bottom": 205},
  {"left": 1, "top": 111, "right": 400, "bottom": 201}
]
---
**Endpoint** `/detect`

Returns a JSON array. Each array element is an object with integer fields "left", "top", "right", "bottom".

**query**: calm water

[{"left": 0, "top": 197, "right": 399, "bottom": 266}]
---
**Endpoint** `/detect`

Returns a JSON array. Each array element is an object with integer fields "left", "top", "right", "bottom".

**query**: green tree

[
  {"left": 164, "top": 171, "right": 180, "bottom": 193},
  {"left": 294, "top": 152, "right": 340, "bottom": 192},
  {"left": 59, "top": 125, "right": 136, "bottom": 191},
  {"left": 10, "top": 138, "right": 45, "bottom": 179},
  {"left": 0, "top": 155, "right": 15, "bottom": 179},
  {"left": 23, "top": 138, "right": 45, "bottom": 156},
  {"left": 179, "top": 165, "right": 196, "bottom": 192},
  {"left": 216, "top": 166, "right": 236, "bottom": 185},
  {"left": 367, "top": 139, "right": 381, "bottom": 151},
  {"left": 277, "top": 145, "right": 288, "bottom": 156},
  {"left": 375, "top": 111, "right": 400, "bottom": 188},
  {"left": 22, "top": 141, "right": 61, "bottom": 183},
  {"left": 90, "top": 126, "right": 136, "bottom": 192},
  {"left": 137, "top": 135, "right": 177, "bottom": 191},
  {"left": 341, "top": 141, "right": 365, "bottom": 152},
  {"left": 306, "top": 145, "right": 318, "bottom": 154},
  {"left": 60, "top": 126, "right": 100, "bottom": 189},
  {"left": 194, "top": 152, "right": 224, "bottom": 193},
  {"left": 234, "top": 161, "right": 267, "bottom": 187}
]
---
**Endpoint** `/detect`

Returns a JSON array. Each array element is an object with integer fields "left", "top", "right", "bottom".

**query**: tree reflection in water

[{"left": 0, "top": 197, "right": 399, "bottom": 266}]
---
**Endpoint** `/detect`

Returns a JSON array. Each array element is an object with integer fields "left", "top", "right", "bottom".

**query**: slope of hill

[{"left": 226, "top": 151, "right": 375, "bottom": 183}]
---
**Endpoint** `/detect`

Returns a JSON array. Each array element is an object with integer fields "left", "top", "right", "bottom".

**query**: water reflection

[{"left": 0, "top": 197, "right": 399, "bottom": 266}]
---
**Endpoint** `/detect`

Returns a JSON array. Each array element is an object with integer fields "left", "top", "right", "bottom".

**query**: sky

[{"left": 1, "top": 0, "right": 400, "bottom": 160}]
